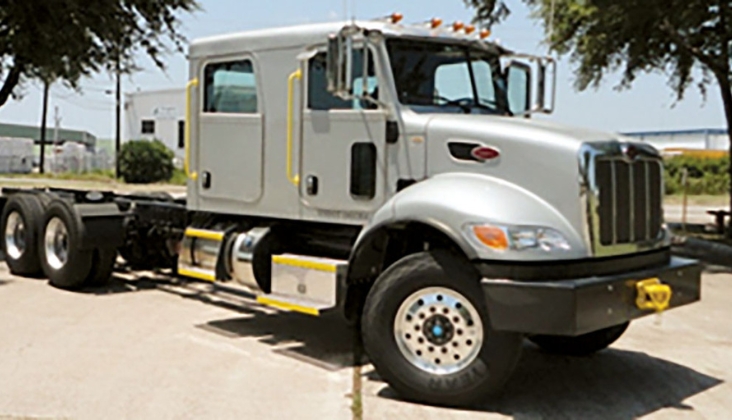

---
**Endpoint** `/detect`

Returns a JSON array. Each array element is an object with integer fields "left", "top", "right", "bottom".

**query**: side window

[
  {"left": 308, "top": 49, "right": 377, "bottom": 111},
  {"left": 204, "top": 60, "right": 258, "bottom": 113}
]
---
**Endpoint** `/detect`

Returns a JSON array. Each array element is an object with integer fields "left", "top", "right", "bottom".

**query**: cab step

[{"left": 256, "top": 294, "right": 333, "bottom": 316}]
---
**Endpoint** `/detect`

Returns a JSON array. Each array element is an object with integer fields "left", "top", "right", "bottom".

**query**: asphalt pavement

[{"left": 0, "top": 265, "right": 730, "bottom": 420}]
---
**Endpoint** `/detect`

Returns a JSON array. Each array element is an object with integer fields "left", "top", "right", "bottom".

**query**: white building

[{"left": 125, "top": 88, "right": 186, "bottom": 165}]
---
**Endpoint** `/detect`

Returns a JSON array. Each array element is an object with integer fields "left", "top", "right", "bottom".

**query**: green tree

[
  {"left": 467, "top": 0, "right": 732, "bottom": 234},
  {"left": 0, "top": 0, "right": 199, "bottom": 107}
]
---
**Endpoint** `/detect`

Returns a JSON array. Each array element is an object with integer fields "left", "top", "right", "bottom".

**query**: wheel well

[{"left": 343, "top": 221, "right": 471, "bottom": 323}]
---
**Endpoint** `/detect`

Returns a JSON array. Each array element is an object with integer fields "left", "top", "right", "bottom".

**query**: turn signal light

[
  {"left": 391, "top": 13, "right": 404, "bottom": 24},
  {"left": 431, "top": 18, "right": 443, "bottom": 28},
  {"left": 465, "top": 25, "right": 476, "bottom": 35},
  {"left": 473, "top": 226, "right": 509, "bottom": 251},
  {"left": 480, "top": 29, "right": 491, "bottom": 39},
  {"left": 453, "top": 21, "right": 465, "bottom": 31}
]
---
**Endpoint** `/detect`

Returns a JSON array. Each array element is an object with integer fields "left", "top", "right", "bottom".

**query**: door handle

[{"left": 306, "top": 175, "right": 318, "bottom": 195}]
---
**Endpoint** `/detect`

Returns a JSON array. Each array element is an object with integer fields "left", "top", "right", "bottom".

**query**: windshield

[{"left": 386, "top": 38, "right": 508, "bottom": 115}]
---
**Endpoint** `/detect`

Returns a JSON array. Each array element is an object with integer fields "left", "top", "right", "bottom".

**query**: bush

[
  {"left": 664, "top": 155, "right": 730, "bottom": 195},
  {"left": 118, "top": 139, "right": 174, "bottom": 184}
]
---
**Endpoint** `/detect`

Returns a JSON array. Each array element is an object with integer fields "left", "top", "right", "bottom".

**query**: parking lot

[{"left": 0, "top": 263, "right": 730, "bottom": 420}]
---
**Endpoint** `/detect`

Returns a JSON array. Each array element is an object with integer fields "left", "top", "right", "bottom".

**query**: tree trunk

[{"left": 717, "top": 74, "right": 732, "bottom": 238}]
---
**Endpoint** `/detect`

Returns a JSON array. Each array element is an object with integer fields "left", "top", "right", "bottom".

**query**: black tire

[
  {"left": 85, "top": 248, "right": 117, "bottom": 287},
  {"left": 38, "top": 199, "right": 93, "bottom": 290},
  {"left": 528, "top": 322, "right": 630, "bottom": 356},
  {"left": 0, "top": 194, "right": 45, "bottom": 276},
  {"left": 361, "top": 250, "right": 523, "bottom": 407}
]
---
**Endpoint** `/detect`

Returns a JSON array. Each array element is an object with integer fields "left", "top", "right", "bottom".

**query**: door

[
  {"left": 300, "top": 48, "right": 387, "bottom": 219},
  {"left": 198, "top": 57, "right": 264, "bottom": 203}
]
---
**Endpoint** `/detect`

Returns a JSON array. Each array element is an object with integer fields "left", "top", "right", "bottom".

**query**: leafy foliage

[
  {"left": 0, "top": 0, "right": 199, "bottom": 106},
  {"left": 664, "top": 155, "right": 730, "bottom": 195},
  {"left": 118, "top": 140, "right": 174, "bottom": 184}
]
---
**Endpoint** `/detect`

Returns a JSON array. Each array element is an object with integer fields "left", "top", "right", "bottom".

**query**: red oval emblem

[{"left": 471, "top": 146, "right": 500, "bottom": 161}]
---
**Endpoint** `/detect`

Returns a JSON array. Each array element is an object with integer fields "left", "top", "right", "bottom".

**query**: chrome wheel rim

[
  {"left": 394, "top": 286, "right": 484, "bottom": 375},
  {"left": 4, "top": 211, "right": 26, "bottom": 260},
  {"left": 44, "top": 217, "right": 69, "bottom": 270}
]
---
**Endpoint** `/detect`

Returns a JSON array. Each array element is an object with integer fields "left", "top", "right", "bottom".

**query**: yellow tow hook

[{"left": 635, "top": 278, "right": 673, "bottom": 312}]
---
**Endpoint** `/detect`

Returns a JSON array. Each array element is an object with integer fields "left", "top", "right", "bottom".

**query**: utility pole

[
  {"left": 53, "top": 106, "right": 61, "bottom": 145},
  {"left": 39, "top": 81, "right": 50, "bottom": 174},
  {"left": 115, "top": 57, "right": 122, "bottom": 178}
]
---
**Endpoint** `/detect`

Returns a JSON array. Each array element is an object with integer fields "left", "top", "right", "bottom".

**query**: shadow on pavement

[
  {"left": 201, "top": 312, "right": 365, "bottom": 371},
  {"left": 370, "top": 342, "right": 723, "bottom": 419},
  {"left": 80, "top": 273, "right": 366, "bottom": 371}
]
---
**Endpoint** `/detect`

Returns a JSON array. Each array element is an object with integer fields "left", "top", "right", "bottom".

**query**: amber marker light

[
  {"left": 431, "top": 18, "right": 443, "bottom": 28},
  {"left": 472, "top": 225, "right": 509, "bottom": 251},
  {"left": 391, "top": 13, "right": 404, "bottom": 24},
  {"left": 465, "top": 25, "right": 476, "bottom": 35},
  {"left": 453, "top": 21, "right": 465, "bottom": 31},
  {"left": 480, "top": 29, "right": 491, "bottom": 39}
]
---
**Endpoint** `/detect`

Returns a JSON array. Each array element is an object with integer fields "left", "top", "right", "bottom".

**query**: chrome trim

[{"left": 578, "top": 141, "right": 667, "bottom": 257}]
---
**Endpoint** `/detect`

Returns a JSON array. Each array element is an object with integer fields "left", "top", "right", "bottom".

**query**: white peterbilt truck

[{"left": 0, "top": 15, "right": 702, "bottom": 406}]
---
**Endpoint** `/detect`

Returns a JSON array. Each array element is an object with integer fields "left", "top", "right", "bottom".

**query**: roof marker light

[
  {"left": 480, "top": 29, "right": 491, "bottom": 39},
  {"left": 465, "top": 25, "right": 476, "bottom": 35},
  {"left": 431, "top": 18, "right": 443, "bottom": 28},
  {"left": 391, "top": 13, "right": 404, "bottom": 24},
  {"left": 452, "top": 21, "right": 465, "bottom": 31}
]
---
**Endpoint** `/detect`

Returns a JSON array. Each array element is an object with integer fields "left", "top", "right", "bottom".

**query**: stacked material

[
  {"left": 0, "top": 137, "right": 34, "bottom": 174},
  {"left": 43, "top": 142, "right": 113, "bottom": 173}
]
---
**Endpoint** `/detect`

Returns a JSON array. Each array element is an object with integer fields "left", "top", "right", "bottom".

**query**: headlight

[{"left": 466, "top": 223, "right": 571, "bottom": 253}]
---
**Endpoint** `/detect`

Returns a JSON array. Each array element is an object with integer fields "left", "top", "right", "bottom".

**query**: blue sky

[{"left": 0, "top": 0, "right": 725, "bottom": 139}]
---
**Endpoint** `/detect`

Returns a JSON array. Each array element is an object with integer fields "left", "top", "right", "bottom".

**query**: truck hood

[{"left": 418, "top": 114, "right": 634, "bottom": 251}]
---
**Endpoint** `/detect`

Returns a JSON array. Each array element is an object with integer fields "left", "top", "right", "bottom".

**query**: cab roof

[{"left": 188, "top": 19, "right": 511, "bottom": 59}]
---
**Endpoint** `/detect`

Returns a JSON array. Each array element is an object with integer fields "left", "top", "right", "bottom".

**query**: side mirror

[
  {"left": 538, "top": 57, "right": 556, "bottom": 114},
  {"left": 326, "top": 31, "right": 354, "bottom": 99},
  {"left": 506, "top": 62, "right": 531, "bottom": 116}
]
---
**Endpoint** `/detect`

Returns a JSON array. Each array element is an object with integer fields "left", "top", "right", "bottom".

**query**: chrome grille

[{"left": 594, "top": 158, "right": 663, "bottom": 246}]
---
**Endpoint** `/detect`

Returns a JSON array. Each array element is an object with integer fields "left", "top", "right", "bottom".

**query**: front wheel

[
  {"left": 361, "top": 251, "right": 523, "bottom": 407},
  {"left": 528, "top": 322, "right": 630, "bottom": 356}
]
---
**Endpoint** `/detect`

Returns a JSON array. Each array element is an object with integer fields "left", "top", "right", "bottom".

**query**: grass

[
  {"left": 1, "top": 169, "right": 188, "bottom": 186},
  {"left": 169, "top": 169, "right": 187, "bottom": 186},
  {"left": 3, "top": 169, "right": 117, "bottom": 183}
]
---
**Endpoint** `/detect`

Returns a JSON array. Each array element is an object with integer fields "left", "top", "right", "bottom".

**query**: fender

[{"left": 349, "top": 172, "right": 589, "bottom": 275}]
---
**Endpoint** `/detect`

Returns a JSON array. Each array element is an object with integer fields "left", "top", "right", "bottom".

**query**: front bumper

[{"left": 481, "top": 256, "right": 702, "bottom": 336}]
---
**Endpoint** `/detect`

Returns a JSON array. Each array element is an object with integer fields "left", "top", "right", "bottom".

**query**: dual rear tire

[{"left": 1, "top": 194, "right": 117, "bottom": 290}]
